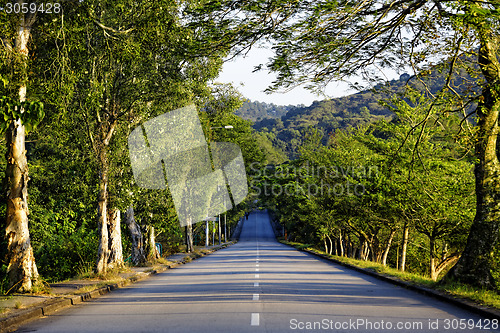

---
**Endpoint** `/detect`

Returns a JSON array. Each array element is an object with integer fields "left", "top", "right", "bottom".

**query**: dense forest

[{"left": 235, "top": 100, "right": 295, "bottom": 122}]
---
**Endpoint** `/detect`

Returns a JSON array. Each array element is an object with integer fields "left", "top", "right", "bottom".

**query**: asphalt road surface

[{"left": 18, "top": 210, "right": 500, "bottom": 333}]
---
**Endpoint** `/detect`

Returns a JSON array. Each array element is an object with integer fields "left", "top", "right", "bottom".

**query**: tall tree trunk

[
  {"left": 363, "top": 238, "right": 375, "bottom": 262},
  {"left": 108, "top": 208, "right": 123, "bottom": 268},
  {"left": 218, "top": 216, "right": 221, "bottom": 245},
  {"left": 5, "top": 8, "right": 38, "bottom": 293},
  {"left": 435, "top": 254, "right": 460, "bottom": 281},
  {"left": 145, "top": 224, "right": 159, "bottom": 261},
  {"left": 365, "top": 240, "right": 372, "bottom": 261},
  {"left": 381, "top": 230, "right": 396, "bottom": 267},
  {"left": 360, "top": 240, "right": 367, "bottom": 260},
  {"left": 430, "top": 236, "right": 437, "bottom": 281},
  {"left": 186, "top": 218, "right": 194, "bottom": 253},
  {"left": 95, "top": 147, "right": 109, "bottom": 274},
  {"left": 399, "top": 223, "right": 409, "bottom": 272},
  {"left": 338, "top": 230, "right": 344, "bottom": 257},
  {"left": 346, "top": 236, "right": 353, "bottom": 258},
  {"left": 212, "top": 220, "right": 216, "bottom": 246},
  {"left": 205, "top": 220, "right": 209, "bottom": 247},
  {"left": 446, "top": 31, "right": 500, "bottom": 289},
  {"left": 224, "top": 214, "right": 227, "bottom": 242},
  {"left": 5, "top": 120, "right": 38, "bottom": 293},
  {"left": 124, "top": 205, "right": 146, "bottom": 265},
  {"left": 326, "top": 234, "right": 333, "bottom": 255},
  {"left": 93, "top": 104, "right": 116, "bottom": 274}
]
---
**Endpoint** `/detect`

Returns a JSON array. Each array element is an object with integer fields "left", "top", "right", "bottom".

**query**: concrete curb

[
  {"left": 0, "top": 242, "right": 235, "bottom": 332},
  {"left": 290, "top": 244, "right": 500, "bottom": 321}
]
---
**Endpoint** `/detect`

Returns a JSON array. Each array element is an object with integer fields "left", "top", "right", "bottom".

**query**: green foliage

[
  {"left": 24, "top": 96, "right": 99, "bottom": 281},
  {"left": 0, "top": 264, "right": 7, "bottom": 294},
  {"left": 236, "top": 100, "right": 294, "bottom": 122},
  {"left": 201, "top": 83, "right": 269, "bottom": 170},
  {"left": 261, "top": 85, "right": 476, "bottom": 280},
  {"left": 32, "top": 219, "right": 97, "bottom": 282},
  {"left": 0, "top": 97, "right": 44, "bottom": 133}
]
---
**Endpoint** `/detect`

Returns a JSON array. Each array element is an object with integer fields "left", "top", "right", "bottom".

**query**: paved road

[{"left": 18, "top": 210, "right": 499, "bottom": 332}]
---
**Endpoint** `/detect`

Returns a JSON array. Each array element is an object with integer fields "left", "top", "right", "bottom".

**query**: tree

[
  {"left": 0, "top": 1, "right": 49, "bottom": 292},
  {"left": 58, "top": 0, "right": 230, "bottom": 274},
  {"left": 123, "top": 205, "right": 146, "bottom": 265},
  {"left": 279, "top": 83, "right": 475, "bottom": 278},
  {"left": 215, "top": 0, "right": 499, "bottom": 289}
]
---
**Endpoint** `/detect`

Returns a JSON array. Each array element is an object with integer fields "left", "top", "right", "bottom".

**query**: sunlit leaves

[{"left": 0, "top": 96, "right": 44, "bottom": 133}]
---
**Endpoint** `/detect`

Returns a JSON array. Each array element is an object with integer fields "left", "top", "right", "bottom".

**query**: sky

[{"left": 215, "top": 47, "right": 357, "bottom": 107}]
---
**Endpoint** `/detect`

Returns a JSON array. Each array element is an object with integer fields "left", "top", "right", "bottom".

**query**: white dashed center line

[
  {"left": 251, "top": 240, "right": 261, "bottom": 327},
  {"left": 251, "top": 313, "right": 260, "bottom": 326}
]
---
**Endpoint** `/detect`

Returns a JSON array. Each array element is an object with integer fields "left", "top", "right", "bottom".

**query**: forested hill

[
  {"left": 241, "top": 71, "right": 458, "bottom": 158},
  {"left": 235, "top": 100, "right": 296, "bottom": 121}
]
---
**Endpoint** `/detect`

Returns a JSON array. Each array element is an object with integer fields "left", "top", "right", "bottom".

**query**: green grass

[
  {"left": 282, "top": 241, "right": 314, "bottom": 251},
  {"left": 76, "top": 265, "right": 132, "bottom": 281},
  {"left": 156, "top": 257, "right": 174, "bottom": 265},
  {"left": 325, "top": 252, "right": 436, "bottom": 287},
  {"left": 437, "top": 282, "right": 500, "bottom": 309},
  {"left": 281, "top": 240, "right": 500, "bottom": 310}
]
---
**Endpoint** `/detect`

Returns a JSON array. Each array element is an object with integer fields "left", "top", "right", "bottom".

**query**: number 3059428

[{"left": 4, "top": 2, "right": 61, "bottom": 14}]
